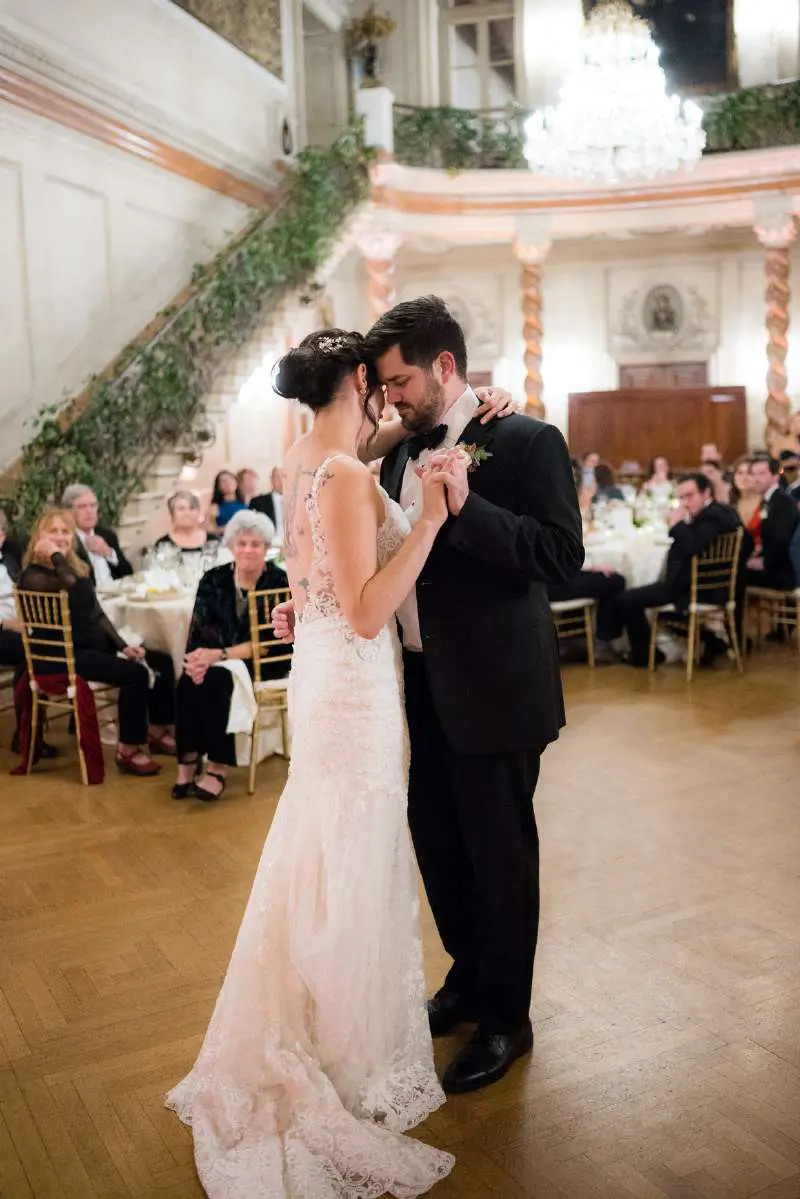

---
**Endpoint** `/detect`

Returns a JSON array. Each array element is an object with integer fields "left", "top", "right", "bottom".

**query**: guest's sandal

[
  {"left": 115, "top": 748, "right": 161, "bottom": 776},
  {"left": 172, "top": 756, "right": 201, "bottom": 800},
  {"left": 192, "top": 771, "right": 226, "bottom": 803},
  {"left": 149, "top": 733, "right": 177, "bottom": 756}
]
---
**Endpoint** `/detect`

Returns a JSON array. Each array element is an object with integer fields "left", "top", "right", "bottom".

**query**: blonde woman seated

[
  {"left": 17, "top": 508, "right": 176, "bottom": 775},
  {"left": 172, "top": 510, "right": 289, "bottom": 802},
  {"left": 154, "top": 491, "right": 219, "bottom": 560}
]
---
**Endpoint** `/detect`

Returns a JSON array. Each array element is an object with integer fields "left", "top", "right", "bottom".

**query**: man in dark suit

[
  {"left": 366, "top": 296, "right": 584, "bottom": 1095},
  {"left": 61, "top": 484, "right": 133, "bottom": 586},
  {"left": 244, "top": 467, "right": 285, "bottom": 540},
  {"left": 0, "top": 509, "right": 24, "bottom": 668},
  {"left": 609, "top": 473, "right": 742, "bottom": 667},
  {"left": 745, "top": 455, "right": 799, "bottom": 590}
]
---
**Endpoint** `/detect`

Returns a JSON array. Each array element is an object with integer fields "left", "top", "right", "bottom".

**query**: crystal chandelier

[{"left": 523, "top": 0, "right": 706, "bottom": 183}]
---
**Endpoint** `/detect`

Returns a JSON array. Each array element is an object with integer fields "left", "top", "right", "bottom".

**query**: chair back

[
  {"left": 16, "top": 589, "right": 76, "bottom": 683},
  {"left": 248, "top": 587, "right": 293, "bottom": 684},
  {"left": 690, "top": 527, "right": 744, "bottom": 609}
]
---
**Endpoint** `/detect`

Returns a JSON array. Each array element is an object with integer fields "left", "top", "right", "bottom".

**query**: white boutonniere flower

[
  {"left": 454, "top": 443, "right": 493, "bottom": 473},
  {"left": 759, "top": 502, "right": 769, "bottom": 520}
]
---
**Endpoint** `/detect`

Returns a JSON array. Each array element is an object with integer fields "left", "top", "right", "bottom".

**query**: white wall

[
  {"left": 0, "top": 107, "right": 249, "bottom": 470},
  {"left": 0, "top": 0, "right": 303, "bottom": 470},
  {"left": 395, "top": 240, "right": 800, "bottom": 453}
]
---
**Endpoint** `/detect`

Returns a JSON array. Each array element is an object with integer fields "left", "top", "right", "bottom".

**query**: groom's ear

[{"left": 435, "top": 351, "right": 458, "bottom": 384}]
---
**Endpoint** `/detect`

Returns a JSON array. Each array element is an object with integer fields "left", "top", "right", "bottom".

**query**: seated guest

[
  {"left": 155, "top": 491, "right": 219, "bottom": 559},
  {"left": 0, "top": 509, "right": 23, "bottom": 669},
  {"left": 610, "top": 473, "right": 741, "bottom": 667},
  {"left": 549, "top": 567, "right": 627, "bottom": 661},
  {"left": 643, "top": 456, "right": 673, "bottom": 501},
  {"left": 731, "top": 456, "right": 760, "bottom": 533},
  {"left": 18, "top": 508, "right": 176, "bottom": 775},
  {"left": 210, "top": 471, "right": 247, "bottom": 530},
  {"left": 61, "top": 484, "right": 133, "bottom": 585},
  {"left": 245, "top": 466, "right": 285, "bottom": 539},
  {"left": 580, "top": 450, "right": 599, "bottom": 488},
  {"left": 700, "top": 459, "right": 731, "bottom": 505},
  {"left": 594, "top": 462, "right": 625, "bottom": 503},
  {"left": 173, "top": 511, "right": 290, "bottom": 802},
  {"left": 744, "top": 455, "right": 799, "bottom": 590},
  {"left": 571, "top": 458, "right": 594, "bottom": 517},
  {"left": 778, "top": 450, "right": 800, "bottom": 502}
]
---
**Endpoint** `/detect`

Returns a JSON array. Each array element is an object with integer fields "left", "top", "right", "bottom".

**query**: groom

[{"left": 365, "top": 296, "right": 583, "bottom": 1094}]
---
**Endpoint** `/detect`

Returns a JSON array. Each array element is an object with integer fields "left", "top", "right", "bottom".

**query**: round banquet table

[
  {"left": 582, "top": 528, "right": 670, "bottom": 589},
  {"left": 100, "top": 593, "right": 193, "bottom": 676}
]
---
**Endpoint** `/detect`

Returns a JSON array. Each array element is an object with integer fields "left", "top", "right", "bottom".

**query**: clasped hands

[
  {"left": 183, "top": 646, "right": 223, "bottom": 684},
  {"left": 416, "top": 448, "right": 470, "bottom": 517}
]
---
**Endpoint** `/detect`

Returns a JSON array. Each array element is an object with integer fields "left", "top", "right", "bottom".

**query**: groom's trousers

[{"left": 403, "top": 651, "right": 541, "bottom": 1035}]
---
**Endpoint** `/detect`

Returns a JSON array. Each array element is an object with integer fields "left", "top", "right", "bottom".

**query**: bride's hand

[
  {"left": 473, "top": 387, "right": 523, "bottom": 425},
  {"left": 419, "top": 465, "right": 450, "bottom": 529}
]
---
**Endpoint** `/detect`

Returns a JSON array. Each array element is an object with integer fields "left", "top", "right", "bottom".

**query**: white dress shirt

[
  {"left": 77, "top": 528, "right": 116, "bottom": 588},
  {"left": 271, "top": 493, "right": 284, "bottom": 540},
  {"left": 396, "top": 386, "right": 480, "bottom": 651},
  {"left": 0, "top": 562, "right": 15, "bottom": 622}
]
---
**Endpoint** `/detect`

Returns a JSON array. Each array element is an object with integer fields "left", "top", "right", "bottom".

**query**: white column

[
  {"left": 520, "top": 0, "right": 584, "bottom": 110},
  {"left": 734, "top": 0, "right": 800, "bottom": 88},
  {"left": 356, "top": 85, "right": 395, "bottom": 155}
]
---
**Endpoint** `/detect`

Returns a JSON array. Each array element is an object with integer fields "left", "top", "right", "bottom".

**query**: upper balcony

[{"left": 355, "top": 80, "right": 800, "bottom": 247}]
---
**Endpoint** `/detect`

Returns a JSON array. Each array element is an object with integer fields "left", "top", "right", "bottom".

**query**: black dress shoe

[
  {"left": 10, "top": 732, "right": 58, "bottom": 758},
  {"left": 442, "top": 1023, "right": 533, "bottom": 1094},
  {"left": 427, "top": 989, "right": 479, "bottom": 1038}
]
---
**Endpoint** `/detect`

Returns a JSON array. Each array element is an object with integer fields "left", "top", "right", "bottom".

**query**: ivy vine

[{"left": 3, "top": 124, "right": 372, "bottom": 536}]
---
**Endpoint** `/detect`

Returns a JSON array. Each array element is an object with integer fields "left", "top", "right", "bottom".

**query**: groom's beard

[{"left": 398, "top": 375, "right": 446, "bottom": 434}]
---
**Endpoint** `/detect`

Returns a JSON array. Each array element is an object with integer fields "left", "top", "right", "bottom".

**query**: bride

[{"left": 167, "top": 330, "right": 517, "bottom": 1198}]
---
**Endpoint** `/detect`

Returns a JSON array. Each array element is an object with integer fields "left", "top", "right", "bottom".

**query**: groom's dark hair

[{"left": 364, "top": 295, "right": 468, "bottom": 378}]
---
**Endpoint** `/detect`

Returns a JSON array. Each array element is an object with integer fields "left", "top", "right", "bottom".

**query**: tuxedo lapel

[
  {"left": 456, "top": 417, "right": 497, "bottom": 477},
  {"left": 384, "top": 441, "right": 413, "bottom": 503}
]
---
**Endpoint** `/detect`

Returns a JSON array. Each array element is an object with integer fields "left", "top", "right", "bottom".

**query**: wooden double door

[{"left": 568, "top": 386, "right": 747, "bottom": 470}]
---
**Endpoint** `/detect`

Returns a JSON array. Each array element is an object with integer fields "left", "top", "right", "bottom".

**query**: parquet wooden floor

[{"left": 1, "top": 650, "right": 799, "bottom": 1199}]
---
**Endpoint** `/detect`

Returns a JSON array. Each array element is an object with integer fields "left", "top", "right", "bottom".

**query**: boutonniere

[
  {"left": 455, "top": 443, "right": 493, "bottom": 473},
  {"left": 759, "top": 502, "right": 769, "bottom": 520}
]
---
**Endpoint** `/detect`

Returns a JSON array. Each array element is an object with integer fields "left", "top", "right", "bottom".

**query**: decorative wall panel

[{"left": 171, "top": 0, "right": 283, "bottom": 79}]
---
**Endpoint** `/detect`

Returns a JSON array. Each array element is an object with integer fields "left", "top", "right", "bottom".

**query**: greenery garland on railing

[
  {"left": 393, "top": 79, "right": 800, "bottom": 171},
  {"left": 3, "top": 124, "right": 372, "bottom": 535}
]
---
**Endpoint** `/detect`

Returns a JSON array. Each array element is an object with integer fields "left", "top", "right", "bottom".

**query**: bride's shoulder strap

[{"left": 309, "top": 453, "right": 361, "bottom": 501}]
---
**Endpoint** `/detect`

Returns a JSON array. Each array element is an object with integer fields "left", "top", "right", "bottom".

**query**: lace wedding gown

[{"left": 166, "top": 455, "right": 454, "bottom": 1198}]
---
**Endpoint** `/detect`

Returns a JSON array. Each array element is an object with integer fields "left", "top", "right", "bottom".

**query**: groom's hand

[
  {"left": 272, "top": 600, "right": 296, "bottom": 643},
  {"left": 428, "top": 450, "right": 470, "bottom": 516}
]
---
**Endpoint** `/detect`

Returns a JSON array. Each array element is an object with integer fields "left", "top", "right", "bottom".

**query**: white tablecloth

[
  {"left": 582, "top": 529, "right": 670, "bottom": 589},
  {"left": 101, "top": 594, "right": 193, "bottom": 676}
]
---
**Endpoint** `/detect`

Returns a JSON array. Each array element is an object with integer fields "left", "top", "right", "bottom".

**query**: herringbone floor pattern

[{"left": 1, "top": 651, "right": 799, "bottom": 1198}]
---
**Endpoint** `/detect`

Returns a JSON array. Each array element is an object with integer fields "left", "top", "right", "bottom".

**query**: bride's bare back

[{"left": 281, "top": 435, "right": 384, "bottom": 625}]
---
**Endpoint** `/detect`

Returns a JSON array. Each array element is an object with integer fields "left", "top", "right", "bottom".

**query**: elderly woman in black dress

[{"left": 173, "top": 510, "right": 290, "bottom": 801}]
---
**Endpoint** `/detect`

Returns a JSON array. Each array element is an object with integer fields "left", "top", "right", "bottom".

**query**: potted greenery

[{"left": 345, "top": 3, "right": 397, "bottom": 88}]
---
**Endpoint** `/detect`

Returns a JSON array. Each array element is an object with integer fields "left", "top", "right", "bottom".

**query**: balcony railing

[{"left": 392, "top": 80, "right": 800, "bottom": 171}]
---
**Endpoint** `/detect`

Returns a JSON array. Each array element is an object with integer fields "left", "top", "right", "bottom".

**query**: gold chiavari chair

[
  {"left": 745, "top": 586, "right": 800, "bottom": 654},
  {"left": 550, "top": 598, "right": 597, "bottom": 669},
  {"left": 0, "top": 666, "right": 15, "bottom": 716},
  {"left": 16, "top": 590, "right": 115, "bottom": 784},
  {"left": 247, "top": 586, "right": 293, "bottom": 795},
  {"left": 648, "top": 527, "right": 745, "bottom": 682}
]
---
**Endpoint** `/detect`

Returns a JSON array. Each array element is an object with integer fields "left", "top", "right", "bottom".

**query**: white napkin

[{"left": 115, "top": 625, "right": 157, "bottom": 689}]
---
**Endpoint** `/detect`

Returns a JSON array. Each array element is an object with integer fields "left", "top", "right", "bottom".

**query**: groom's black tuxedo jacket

[{"left": 381, "top": 413, "right": 584, "bottom": 755}]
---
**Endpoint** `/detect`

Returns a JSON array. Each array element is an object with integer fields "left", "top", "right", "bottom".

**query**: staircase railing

[{"left": 3, "top": 123, "right": 372, "bottom": 535}]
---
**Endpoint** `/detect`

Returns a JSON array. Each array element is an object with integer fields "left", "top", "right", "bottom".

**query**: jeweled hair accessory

[{"left": 317, "top": 334, "right": 352, "bottom": 353}]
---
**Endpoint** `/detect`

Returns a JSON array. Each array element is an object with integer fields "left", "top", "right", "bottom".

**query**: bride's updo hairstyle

[{"left": 273, "top": 329, "right": 380, "bottom": 432}]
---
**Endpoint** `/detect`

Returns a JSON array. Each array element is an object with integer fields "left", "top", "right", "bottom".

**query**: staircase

[{"left": 1, "top": 126, "right": 372, "bottom": 548}]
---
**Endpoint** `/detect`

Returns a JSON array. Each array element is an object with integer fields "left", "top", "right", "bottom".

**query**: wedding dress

[{"left": 166, "top": 455, "right": 454, "bottom": 1198}]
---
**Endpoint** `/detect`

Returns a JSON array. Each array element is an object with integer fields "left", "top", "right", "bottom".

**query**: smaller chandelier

[{"left": 524, "top": 0, "right": 706, "bottom": 183}]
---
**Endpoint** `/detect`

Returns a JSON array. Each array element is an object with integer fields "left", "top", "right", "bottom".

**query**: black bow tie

[{"left": 406, "top": 424, "right": 448, "bottom": 461}]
